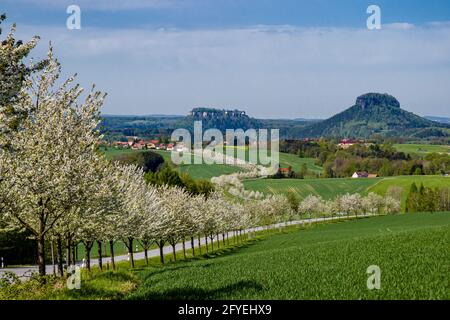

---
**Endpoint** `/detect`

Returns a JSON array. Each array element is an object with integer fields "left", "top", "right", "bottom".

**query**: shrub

[{"left": 111, "top": 151, "right": 164, "bottom": 173}]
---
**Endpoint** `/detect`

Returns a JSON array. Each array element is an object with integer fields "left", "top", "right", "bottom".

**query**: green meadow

[
  {"left": 394, "top": 143, "right": 450, "bottom": 155},
  {"left": 101, "top": 147, "right": 322, "bottom": 180},
  {"left": 128, "top": 213, "right": 449, "bottom": 300},
  {"left": 20, "top": 212, "right": 448, "bottom": 300}
]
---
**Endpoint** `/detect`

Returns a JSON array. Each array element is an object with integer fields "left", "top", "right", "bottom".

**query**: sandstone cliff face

[{"left": 356, "top": 93, "right": 400, "bottom": 110}]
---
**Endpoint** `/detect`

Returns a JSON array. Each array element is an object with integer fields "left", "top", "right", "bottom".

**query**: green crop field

[
  {"left": 127, "top": 212, "right": 449, "bottom": 300},
  {"left": 244, "top": 177, "right": 380, "bottom": 199},
  {"left": 394, "top": 143, "right": 450, "bottom": 155},
  {"left": 244, "top": 175, "right": 449, "bottom": 208}
]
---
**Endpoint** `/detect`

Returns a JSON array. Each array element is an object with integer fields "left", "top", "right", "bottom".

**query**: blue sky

[{"left": 2, "top": 0, "right": 450, "bottom": 117}]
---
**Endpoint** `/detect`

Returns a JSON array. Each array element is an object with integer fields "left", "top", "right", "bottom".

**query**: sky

[{"left": 2, "top": 0, "right": 450, "bottom": 118}]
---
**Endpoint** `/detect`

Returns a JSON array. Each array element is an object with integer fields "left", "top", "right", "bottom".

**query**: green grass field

[
  {"left": 101, "top": 147, "right": 138, "bottom": 160},
  {"left": 4, "top": 213, "right": 448, "bottom": 300},
  {"left": 177, "top": 164, "right": 243, "bottom": 180},
  {"left": 126, "top": 212, "right": 449, "bottom": 300},
  {"left": 394, "top": 143, "right": 450, "bottom": 155},
  {"left": 221, "top": 146, "right": 322, "bottom": 173},
  {"left": 100, "top": 147, "right": 322, "bottom": 180},
  {"left": 278, "top": 152, "right": 323, "bottom": 174},
  {"left": 101, "top": 148, "right": 244, "bottom": 180}
]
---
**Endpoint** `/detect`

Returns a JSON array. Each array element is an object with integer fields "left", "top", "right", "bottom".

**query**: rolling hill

[
  {"left": 101, "top": 93, "right": 449, "bottom": 140},
  {"left": 297, "top": 93, "right": 450, "bottom": 138}
]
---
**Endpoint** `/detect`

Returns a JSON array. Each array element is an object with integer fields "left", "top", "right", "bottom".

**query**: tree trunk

[
  {"left": 197, "top": 236, "right": 202, "bottom": 255},
  {"left": 37, "top": 234, "right": 46, "bottom": 276},
  {"left": 57, "top": 237, "right": 64, "bottom": 276},
  {"left": 72, "top": 243, "right": 76, "bottom": 264},
  {"left": 84, "top": 242, "right": 92, "bottom": 272},
  {"left": 127, "top": 238, "right": 135, "bottom": 268},
  {"left": 205, "top": 236, "right": 209, "bottom": 254},
  {"left": 227, "top": 232, "right": 229, "bottom": 245},
  {"left": 190, "top": 237, "right": 195, "bottom": 257},
  {"left": 222, "top": 233, "right": 226, "bottom": 246},
  {"left": 50, "top": 240, "right": 56, "bottom": 275},
  {"left": 109, "top": 240, "right": 115, "bottom": 270},
  {"left": 144, "top": 248, "right": 149, "bottom": 266},
  {"left": 210, "top": 236, "right": 214, "bottom": 251},
  {"left": 171, "top": 243, "right": 176, "bottom": 262},
  {"left": 97, "top": 240, "right": 103, "bottom": 271},
  {"left": 66, "top": 238, "right": 71, "bottom": 266},
  {"left": 157, "top": 240, "right": 165, "bottom": 264},
  {"left": 182, "top": 240, "right": 186, "bottom": 259},
  {"left": 216, "top": 233, "right": 220, "bottom": 249}
]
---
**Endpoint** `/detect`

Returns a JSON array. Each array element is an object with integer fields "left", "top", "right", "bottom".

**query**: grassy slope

[
  {"left": 127, "top": 212, "right": 450, "bottom": 300},
  {"left": 394, "top": 143, "right": 450, "bottom": 155}
]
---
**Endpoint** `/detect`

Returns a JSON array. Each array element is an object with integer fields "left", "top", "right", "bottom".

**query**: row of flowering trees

[
  {"left": 297, "top": 192, "right": 400, "bottom": 219},
  {"left": 0, "top": 42, "right": 401, "bottom": 277},
  {"left": 0, "top": 48, "right": 294, "bottom": 276}
]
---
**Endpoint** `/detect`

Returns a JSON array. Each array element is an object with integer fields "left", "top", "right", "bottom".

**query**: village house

[
  {"left": 338, "top": 138, "right": 359, "bottom": 149},
  {"left": 277, "top": 167, "right": 293, "bottom": 177},
  {"left": 352, "top": 171, "right": 369, "bottom": 178},
  {"left": 351, "top": 171, "right": 378, "bottom": 178},
  {"left": 131, "top": 140, "right": 146, "bottom": 150},
  {"left": 145, "top": 139, "right": 159, "bottom": 149},
  {"left": 127, "top": 137, "right": 136, "bottom": 147},
  {"left": 113, "top": 141, "right": 130, "bottom": 149}
]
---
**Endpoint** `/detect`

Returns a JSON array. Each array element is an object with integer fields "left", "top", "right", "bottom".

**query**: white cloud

[
  {"left": 384, "top": 22, "right": 415, "bottom": 30},
  {"left": 14, "top": 23, "right": 450, "bottom": 118}
]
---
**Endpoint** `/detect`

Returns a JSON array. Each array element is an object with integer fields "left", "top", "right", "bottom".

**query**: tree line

[
  {"left": 292, "top": 192, "right": 400, "bottom": 218},
  {"left": 280, "top": 139, "right": 449, "bottom": 178},
  {"left": 406, "top": 183, "right": 450, "bottom": 213}
]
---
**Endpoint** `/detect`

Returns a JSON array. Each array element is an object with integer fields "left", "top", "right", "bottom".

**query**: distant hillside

[
  {"left": 101, "top": 96, "right": 449, "bottom": 140},
  {"left": 178, "top": 107, "right": 259, "bottom": 132},
  {"left": 426, "top": 116, "right": 450, "bottom": 125},
  {"left": 298, "top": 93, "right": 450, "bottom": 138}
]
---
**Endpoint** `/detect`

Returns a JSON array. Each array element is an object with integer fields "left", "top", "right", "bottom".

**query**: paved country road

[{"left": 0, "top": 214, "right": 368, "bottom": 280}]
